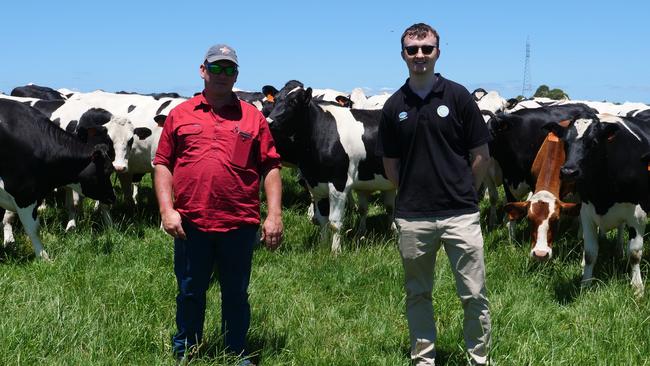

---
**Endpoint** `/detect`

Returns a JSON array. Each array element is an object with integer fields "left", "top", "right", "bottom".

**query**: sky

[{"left": 2, "top": 1, "right": 649, "bottom": 104}]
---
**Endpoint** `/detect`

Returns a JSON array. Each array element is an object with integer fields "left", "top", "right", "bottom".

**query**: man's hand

[
  {"left": 161, "top": 209, "right": 186, "bottom": 240},
  {"left": 261, "top": 213, "right": 283, "bottom": 250}
]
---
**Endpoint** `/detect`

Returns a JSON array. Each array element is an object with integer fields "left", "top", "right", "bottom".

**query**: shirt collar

[
  {"left": 401, "top": 73, "right": 446, "bottom": 102},
  {"left": 193, "top": 91, "right": 241, "bottom": 113}
]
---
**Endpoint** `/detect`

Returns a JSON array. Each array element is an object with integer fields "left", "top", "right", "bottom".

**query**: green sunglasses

[{"left": 205, "top": 63, "right": 238, "bottom": 76}]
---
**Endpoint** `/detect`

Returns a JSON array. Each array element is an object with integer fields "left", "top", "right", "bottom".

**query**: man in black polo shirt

[{"left": 377, "top": 23, "right": 492, "bottom": 366}]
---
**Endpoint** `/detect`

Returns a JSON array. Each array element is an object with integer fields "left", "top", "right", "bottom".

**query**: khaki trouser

[{"left": 395, "top": 212, "right": 491, "bottom": 366}]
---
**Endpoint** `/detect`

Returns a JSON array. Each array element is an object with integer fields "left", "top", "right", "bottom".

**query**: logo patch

[
  {"left": 437, "top": 105, "right": 449, "bottom": 118},
  {"left": 398, "top": 111, "right": 408, "bottom": 121}
]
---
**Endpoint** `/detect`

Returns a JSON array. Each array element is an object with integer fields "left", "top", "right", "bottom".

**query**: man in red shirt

[{"left": 154, "top": 43, "right": 283, "bottom": 365}]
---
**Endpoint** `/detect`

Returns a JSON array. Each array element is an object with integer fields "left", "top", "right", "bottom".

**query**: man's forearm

[
  {"left": 263, "top": 168, "right": 282, "bottom": 217},
  {"left": 382, "top": 157, "right": 400, "bottom": 188},
  {"left": 470, "top": 144, "right": 490, "bottom": 191},
  {"left": 154, "top": 164, "right": 175, "bottom": 214}
]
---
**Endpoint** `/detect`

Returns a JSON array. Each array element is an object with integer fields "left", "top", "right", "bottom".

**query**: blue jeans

[{"left": 171, "top": 222, "right": 258, "bottom": 358}]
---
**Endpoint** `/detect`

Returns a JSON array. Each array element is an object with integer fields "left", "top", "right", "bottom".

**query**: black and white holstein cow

[
  {"left": 471, "top": 88, "right": 518, "bottom": 227},
  {"left": 486, "top": 103, "right": 597, "bottom": 238},
  {"left": 546, "top": 114, "right": 650, "bottom": 296},
  {"left": 266, "top": 83, "right": 395, "bottom": 253},
  {"left": 10, "top": 84, "right": 67, "bottom": 100},
  {"left": 0, "top": 99, "right": 116, "bottom": 259}
]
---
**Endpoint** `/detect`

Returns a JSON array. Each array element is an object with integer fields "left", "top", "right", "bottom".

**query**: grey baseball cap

[{"left": 204, "top": 44, "right": 238, "bottom": 65}]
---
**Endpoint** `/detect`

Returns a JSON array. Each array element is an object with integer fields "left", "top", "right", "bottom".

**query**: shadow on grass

[
  {"left": 553, "top": 273, "right": 583, "bottom": 305},
  {"left": 196, "top": 322, "right": 288, "bottom": 365}
]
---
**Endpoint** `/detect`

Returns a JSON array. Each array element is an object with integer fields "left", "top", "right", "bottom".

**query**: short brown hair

[{"left": 400, "top": 23, "right": 440, "bottom": 49}]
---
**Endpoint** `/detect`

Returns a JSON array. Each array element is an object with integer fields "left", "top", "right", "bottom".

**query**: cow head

[
  {"left": 265, "top": 81, "right": 310, "bottom": 165},
  {"left": 78, "top": 108, "right": 136, "bottom": 174},
  {"left": 78, "top": 144, "right": 116, "bottom": 204},
  {"left": 266, "top": 83, "right": 312, "bottom": 137},
  {"left": 545, "top": 116, "right": 619, "bottom": 182},
  {"left": 504, "top": 191, "right": 580, "bottom": 260},
  {"left": 105, "top": 116, "right": 136, "bottom": 173}
]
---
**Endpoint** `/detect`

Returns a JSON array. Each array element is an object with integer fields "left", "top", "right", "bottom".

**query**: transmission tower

[{"left": 522, "top": 36, "right": 532, "bottom": 97}]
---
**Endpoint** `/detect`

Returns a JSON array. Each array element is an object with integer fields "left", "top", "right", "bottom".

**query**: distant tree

[
  {"left": 534, "top": 85, "right": 550, "bottom": 98},
  {"left": 534, "top": 85, "right": 568, "bottom": 100}
]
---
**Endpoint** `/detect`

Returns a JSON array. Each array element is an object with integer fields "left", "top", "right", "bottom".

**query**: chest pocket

[
  {"left": 178, "top": 124, "right": 202, "bottom": 136},
  {"left": 231, "top": 130, "right": 255, "bottom": 168}
]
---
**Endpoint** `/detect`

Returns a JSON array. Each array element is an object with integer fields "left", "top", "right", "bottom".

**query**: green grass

[{"left": 1, "top": 172, "right": 649, "bottom": 365}]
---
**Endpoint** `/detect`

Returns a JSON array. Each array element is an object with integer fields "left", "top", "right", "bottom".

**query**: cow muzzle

[
  {"left": 113, "top": 163, "right": 128, "bottom": 173},
  {"left": 530, "top": 246, "right": 553, "bottom": 261},
  {"left": 560, "top": 167, "right": 579, "bottom": 180}
]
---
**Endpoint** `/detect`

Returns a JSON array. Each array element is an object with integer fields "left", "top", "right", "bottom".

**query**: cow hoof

[{"left": 65, "top": 222, "right": 77, "bottom": 232}]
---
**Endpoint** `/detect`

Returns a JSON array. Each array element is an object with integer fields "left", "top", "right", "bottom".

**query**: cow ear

[
  {"left": 559, "top": 201, "right": 581, "bottom": 216},
  {"left": 153, "top": 115, "right": 167, "bottom": 127},
  {"left": 504, "top": 201, "right": 529, "bottom": 221},
  {"left": 542, "top": 121, "right": 567, "bottom": 139},
  {"left": 134, "top": 127, "right": 152, "bottom": 140},
  {"left": 262, "top": 85, "right": 278, "bottom": 99},
  {"left": 506, "top": 98, "right": 519, "bottom": 109},
  {"left": 305, "top": 87, "right": 313, "bottom": 104},
  {"left": 336, "top": 95, "right": 352, "bottom": 108}
]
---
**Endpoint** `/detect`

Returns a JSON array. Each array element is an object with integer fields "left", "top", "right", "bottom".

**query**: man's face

[
  {"left": 401, "top": 32, "right": 439, "bottom": 75},
  {"left": 200, "top": 60, "right": 238, "bottom": 95}
]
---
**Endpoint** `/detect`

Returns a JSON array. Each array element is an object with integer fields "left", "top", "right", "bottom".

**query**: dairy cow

[
  {"left": 266, "top": 82, "right": 395, "bottom": 253},
  {"left": 11, "top": 84, "right": 66, "bottom": 100},
  {"left": 503, "top": 128, "right": 580, "bottom": 259},
  {"left": 487, "top": 103, "right": 597, "bottom": 237},
  {"left": 471, "top": 88, "right": 517, "bottom": 227},
  {"left": 546, "top": 114, "right": 650, "bottom": 295},
  {"left": 0, "top": 99, "right": 115, "bottom": 259}
]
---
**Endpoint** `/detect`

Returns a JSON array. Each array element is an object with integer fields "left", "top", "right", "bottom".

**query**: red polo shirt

[{"left": 153, "top": 92, "right": 281, "bottom": 232}]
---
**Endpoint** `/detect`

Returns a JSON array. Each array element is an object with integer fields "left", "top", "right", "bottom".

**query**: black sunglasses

[
  {"left": 205, "top": 63, "right": 238, "bottom": 76},
  {"left": 404, "top": 45, "right": 438, "bottom": 56}
]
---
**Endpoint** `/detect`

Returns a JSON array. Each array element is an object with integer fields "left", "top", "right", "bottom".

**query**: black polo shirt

[{"left": 376, "top": 74, "right": 491, "bottom": 218}]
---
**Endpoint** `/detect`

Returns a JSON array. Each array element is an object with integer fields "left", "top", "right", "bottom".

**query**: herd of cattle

[{"left": 1, "top": 83, "right": 650, "bottom": 295}]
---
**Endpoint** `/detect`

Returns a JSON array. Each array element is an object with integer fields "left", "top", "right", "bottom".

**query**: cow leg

[
  {"left": 383, "top": 189, "right": 397, "bottom": 232},
  {"left": 65, "top": 188, "right": 81, "bottom": 232},
  {"left": 328, "top": 185, "right": 350, "bottom": 254},
  {"left": 118, "top": 173, "right": 135, "bottom": 206},
  {"left": 486, "top": 178, "right": 499, "bottom": 230},
  {"left": 132, "top": 184, "right": 140, "bottom": 205},
  {"left": 504, "top": 185, "right": 518, "bottom": 244},
  {"left": 354, "top": 191, "right": 369, "bottom": 237},
  {"left": 15, "top": 203, "right": 49, "bottom": 260},
  {"left": 580, "top": 215, "right": 599, "bottom": 288},
  {"left": 309, "top": 199, "right": 329, "bottom": 226},
  {"left": 3, "top": 210, "right": 17, "bottom": 245},
  {"left": 627, "top": 219, "right": 645, "bottom": 296},
  {"left": 616, "top": 223, "right": 626, "bottom": 258}
]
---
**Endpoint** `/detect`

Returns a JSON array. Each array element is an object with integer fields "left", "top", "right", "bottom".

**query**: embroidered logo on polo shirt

[
  {"left": 398, "top": 111, "right": 408, "bottom": 121},
  {"left": 437, "top": 105, "right": 450, "bottom": 118}
]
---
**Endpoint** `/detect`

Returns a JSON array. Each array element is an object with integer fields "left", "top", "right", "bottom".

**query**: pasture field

[{"left": 1, "top": 171, "right": 649, "bottom": 365}]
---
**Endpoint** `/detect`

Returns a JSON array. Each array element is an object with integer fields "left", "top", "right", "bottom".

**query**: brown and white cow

[{"left": 503, "top": 126, "right": 580, "bottom": 260}]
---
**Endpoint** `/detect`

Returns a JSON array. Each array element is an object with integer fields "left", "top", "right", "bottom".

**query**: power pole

[{"left": 522, "top": 36, "right": 532, "bottom": 97}]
